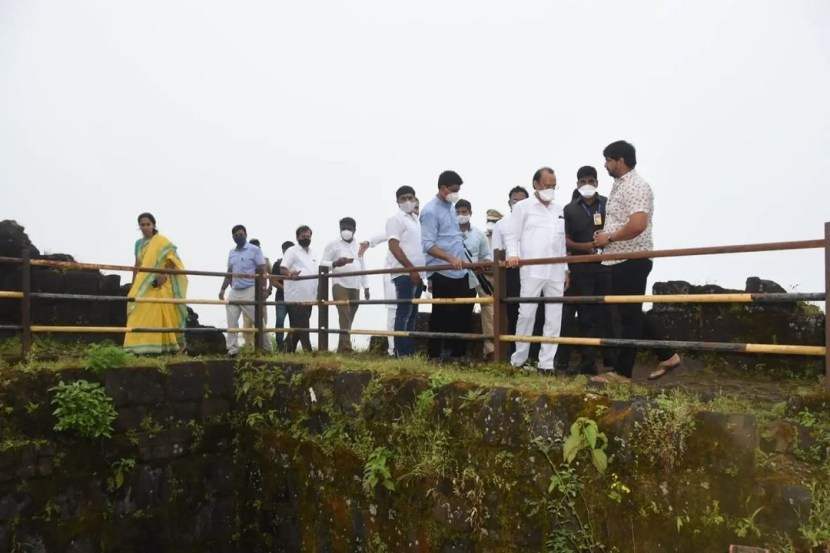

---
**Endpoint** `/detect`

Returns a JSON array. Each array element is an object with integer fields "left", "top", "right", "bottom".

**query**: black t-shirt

[
  {"left": 271, "top": 259, "right": 284, "bottom": 300},
  {"left": 563, "top": 194, "right": 608, "bottom": 272}
]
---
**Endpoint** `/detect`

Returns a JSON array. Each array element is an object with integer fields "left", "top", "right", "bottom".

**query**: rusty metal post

[
  {"left": 825, "top": 222, "right": 829, "bottom": 392},
  {"left": 254, "top": 272, "right": 264, "bottom": 350},
  {"left": 492, "top": 249, "right": 508, "bottom": 362},
  {"left": 21, "top": 249, "right": 32, "bottom": 358},
  {"left": 317, "top": 266, "right": 330, "bottom": 352}
]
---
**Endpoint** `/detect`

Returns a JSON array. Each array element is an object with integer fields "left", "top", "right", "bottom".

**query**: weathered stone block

[
  {"left": 205, "top": 360, "right": 235, "bottom": 398},
  {"left": 201, "top": 398, "right": 230, "bottom": 420},
  {"left": 332, "top": 371, "right": 372, "bottom": 414},
  {"left": 477, "top": 387, "right": 526, "bottom": 447},
  {"left": 167, "top": 362, "right": 207, "bottom": 402},
  {"left": 172, "top": 401, "right": 199, "bottom": 423},
  {"left": 105, "top": 367, "right": 165, "bottom": 406}
]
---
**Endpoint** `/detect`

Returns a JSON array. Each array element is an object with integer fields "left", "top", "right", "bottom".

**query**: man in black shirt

[
  {"left": 554, "top": 166, "right": 614, "bottom": 374},
  {"left": 270, "top": 241, "right": 294, "bottom": 352}
]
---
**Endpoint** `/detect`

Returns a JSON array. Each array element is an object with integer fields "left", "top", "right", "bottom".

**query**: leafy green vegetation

[
  {"left": 83, "top": 342, "right": 133, "bottom": 373},
  {"left": 50, "top": 380, "right": 117, "bottom": 438}
]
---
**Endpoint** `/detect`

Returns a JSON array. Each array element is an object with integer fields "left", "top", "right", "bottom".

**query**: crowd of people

[{"left": 126, "top": 139, "right": 682, "bottom": 383}]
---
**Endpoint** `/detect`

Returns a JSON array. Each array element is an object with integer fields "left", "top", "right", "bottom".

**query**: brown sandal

[{"left": 648, "top": 354, "right": 681, "bottom": 381}]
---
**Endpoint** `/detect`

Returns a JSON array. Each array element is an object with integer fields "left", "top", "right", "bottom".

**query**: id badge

[{"left": 593, "top": 212, "right": 602, "bottom": 226}]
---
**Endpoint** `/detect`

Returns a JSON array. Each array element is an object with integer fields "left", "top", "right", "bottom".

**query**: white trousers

[
  {"left": 226, "top": 287, "right": 273, "bottom": 354},
  {"left": 384, "top": 274, "right": 395, "bottom": 356},
  {"left": 510, "top": 277, "right": 564, "bottom": 369}
]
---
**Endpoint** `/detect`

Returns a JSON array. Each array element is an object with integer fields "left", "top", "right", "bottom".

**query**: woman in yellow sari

[{"left": 124, "top": 213, "right": 188, "bottom": 354}]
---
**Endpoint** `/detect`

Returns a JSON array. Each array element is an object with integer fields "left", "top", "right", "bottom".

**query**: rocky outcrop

[{"left": 649, "top": 278, "right": 825, "bottom": 369}]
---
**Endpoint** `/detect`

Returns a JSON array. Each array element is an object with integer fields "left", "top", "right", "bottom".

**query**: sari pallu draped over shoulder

[{"left": 124, "top": 234, "right": 188, "bottom": 354}]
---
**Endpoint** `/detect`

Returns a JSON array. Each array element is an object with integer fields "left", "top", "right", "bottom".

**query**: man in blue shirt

[
  {"left": 420, "top": 170, "right": 473, "bottom": 361},
  {"left": 219, "top": 224, "right": 272, "bottom": 356},
  {"left": 456, "top": 199, "right": 494, "bottom": 360}
]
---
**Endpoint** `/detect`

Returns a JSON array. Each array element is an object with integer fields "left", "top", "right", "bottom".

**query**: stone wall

[
  {"left": 0, "top": 220, "right": 225, "bottom": 355},
  {"left": 1, "top": 359, "right": 828, "bottom": 552}
]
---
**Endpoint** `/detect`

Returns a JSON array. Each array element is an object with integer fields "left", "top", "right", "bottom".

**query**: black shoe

[
  {"left": 538, "top": 368, "right": 555, "bottom": 377},
  {"left": 576, "top": 361, "right": 598, "bottom": 376}
]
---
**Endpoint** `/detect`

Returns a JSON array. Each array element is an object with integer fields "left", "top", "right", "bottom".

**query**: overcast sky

[{"left": 2, "top": 0, "right": 828, "bottom": 347}]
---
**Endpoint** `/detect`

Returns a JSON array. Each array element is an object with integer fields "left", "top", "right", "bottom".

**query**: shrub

[
  {"left": 84, "top": 343, "right": 132, "bottom": 373},
  {"left": 50, "top": 380, "right": 117, "bottom": 438}
]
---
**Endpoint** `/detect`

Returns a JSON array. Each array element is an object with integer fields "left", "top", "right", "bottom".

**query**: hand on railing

[
  {"left": 447, "top": 256, "right": 464, "bottom": 270},
  {"left": 507, "top": 256, "right": 521, "bottom": 268}
]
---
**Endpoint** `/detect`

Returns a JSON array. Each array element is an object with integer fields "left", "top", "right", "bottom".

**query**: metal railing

[{"left": 0, "top": 223, "right": 827, "bottom": 390}]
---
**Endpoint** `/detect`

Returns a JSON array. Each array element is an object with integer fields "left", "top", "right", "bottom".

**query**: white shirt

[
  {"left": 505, "top": 195, "right": 567, "bottom": 281},
  {"left": 281, "top": 245, "right": 319, "bottom": 302},
  {"left": 321, "top": 238, "right": 369, "bottom": 290},
  {"left": 384, "top": 210, "right": 425, "bottom": 272},
  {"left": 490, "top": 215, "right": 511, "bottom": 253}
]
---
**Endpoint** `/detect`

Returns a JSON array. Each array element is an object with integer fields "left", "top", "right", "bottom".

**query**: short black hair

[
  {"left": 295, "top": 225, "right": 312, "bottom": 238},
  {"left": 532, "top": 167, "right": 555, "bottom": 184},
  {"left": 281, "top": 241, "right": 294, "bottom": 253},
  {"left": 249, "top": 238, "right": 261, "bottom": 247},
  {"left": 455, "top": 199, "right": 472, "bottom": 211},
  {"left": 508, "top": 186, "right": 529, "bottom": 199},
  {"left": 137, "top": 212, "right": 158, "bottom": 235},
  {"left": 396, "top": 185, "right": 416, "bottom": 199},
  {"left": 577, "top": 166, "right": 598, "bottom": 180},
  {"left": 437, "top": 170, "right": 463, "bottom": 189},
  {"left": 339, "top": 217, "right": 356, "bottom": 228},
  {"left": 603, "top": 140, "right": 637, "bottom": 168},
  {"left": 231, "top": 224, "right": 246, "bottom": 235}
]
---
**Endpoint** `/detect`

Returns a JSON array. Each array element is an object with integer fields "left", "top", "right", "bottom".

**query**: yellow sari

[{"left": 124, "top": 234, "right": 188, "bottom": 354}]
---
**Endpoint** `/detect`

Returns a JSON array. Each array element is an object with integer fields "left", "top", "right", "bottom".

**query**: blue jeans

[
  {"left": 274, "top": 304, "right": 288, "bottom": 351},
  {"left": 393, "top": 275, "right": 423, "bottom": 356}
]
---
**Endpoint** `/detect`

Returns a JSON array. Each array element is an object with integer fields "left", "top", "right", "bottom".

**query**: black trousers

[
  {"left": 610, "top": 259, "right": 675, "bottom": 377},
  {"left": 555, "top": 269, "right": 613, "bottom": 371},
  {"left": 287, "top": 305, "right": 313, "bottom": 352},
  {"left": 505, "top": 268, "right": 545, "bottom": 358},
  {"left": 428, "top": 273, "right": 475, "bottom": 359}
]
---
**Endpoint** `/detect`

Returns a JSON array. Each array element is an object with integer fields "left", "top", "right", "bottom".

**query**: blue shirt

[
  {"left": 227, "top": 243, "right": 265, "bottom": 289},
  {"left": 420, "top": 196, "right": 468, "bottom": 279}
]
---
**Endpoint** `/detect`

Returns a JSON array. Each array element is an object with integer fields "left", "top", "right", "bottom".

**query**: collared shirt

[
  {"left": 281, "top": 245, "right": 319, "bottom": 302},
  {"left": 227, "top": 243, "right": 265, "bottom": 289},
  {"left": 490, "top": 215, "right": 511, "bottom": 253},
  {"left": 462, "top": 225, "right": 492, "bottom": 287},
  {"left": 369, "top": 223, "right": 426, "bottom": 280},
  {"left": 564, "top": 193, "right": 609, "bottom": 273},
  {"left": 322, "top": 238, "right": 370, "bottom": 290},
  {"left": 384, "top": 210, "right": 425, "bottom": 273},
  {"left": 505, "top": 195, "right": 567, "bottom": 281},
  {"left": 420, "top": 196, "right": 468, "bottom": 279},
  {"left": 602, "top": 169, "right": 654, "bottom": 266}
]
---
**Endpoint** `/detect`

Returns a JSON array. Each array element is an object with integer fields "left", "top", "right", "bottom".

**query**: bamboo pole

[{"left": 499, "top": 334, "right": 826, "bottom": 356}]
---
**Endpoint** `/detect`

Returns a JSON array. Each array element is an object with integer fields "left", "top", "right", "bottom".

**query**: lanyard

[{"left": 580, "top": 198, "right": 603, "bottom": 220}]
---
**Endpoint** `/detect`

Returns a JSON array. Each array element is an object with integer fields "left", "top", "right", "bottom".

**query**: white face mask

[
  {"left": 578, "top": 185, "right": 598, "bottom": 198},
  {"left": 457, "top": 215, "right": 470, "bottom": 225},
  {"left": 446, "top": 191, "right": 460, "bottom": 204},
  {"left": 398, "top": 200, "right": 416, "bottom": 214},
  {"left": 537, "top": 187, "right": 556, "bottom": 202},
  {"left": 340, "top": 230, "right": 354, "bottom": 241},
  {"left": 486, "top": 221, "right": 496, "bottom": 231}
]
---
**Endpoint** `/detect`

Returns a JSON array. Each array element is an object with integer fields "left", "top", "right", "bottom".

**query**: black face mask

[{"left": 298, "top": 238, "right": 311, "bottom": 248}]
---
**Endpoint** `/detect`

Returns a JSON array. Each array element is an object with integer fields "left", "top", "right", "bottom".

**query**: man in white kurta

[{"left": 505, "top": 167, "right": 568, "bottom": 373}]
